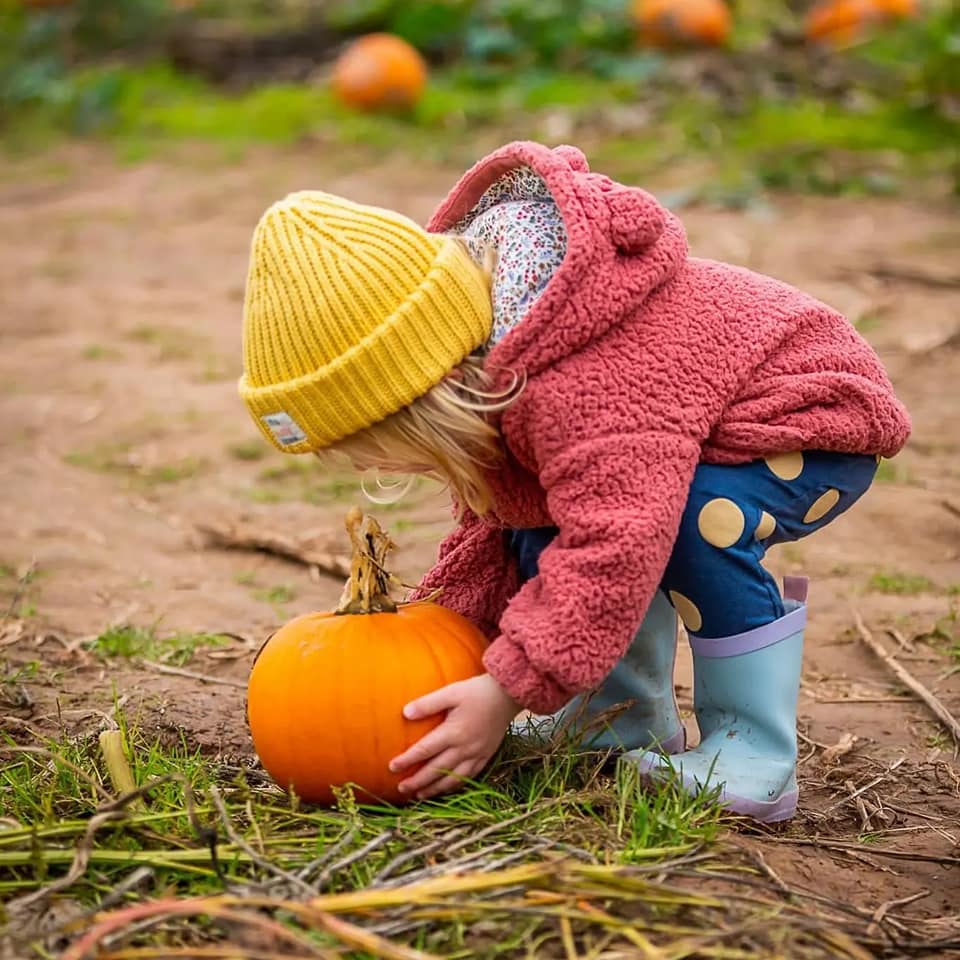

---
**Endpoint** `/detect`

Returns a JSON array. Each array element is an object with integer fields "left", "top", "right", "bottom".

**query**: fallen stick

[
  {"left": 772, "top": 836, "right": 960, "bottom": 866},
  {"left": 841, "top": 263, "right": 960, "bottom": 290},
  {"left": 942, "top": 499, "right": 960, "bottom": 522},
  {"left": 142, "top": 660, "right": 247, "bottom": 689},
  {"left": 853, "top": 609, "right": 960, "bottom": 747},
  {"left": 98, "top": 730, "right": 141, "bottom": 810},
  {"left": 807, "top": 696, "right": 916, "bottom": 704},
  {"left": 196, "top": 519, "right": 351, "bottom": 579}
]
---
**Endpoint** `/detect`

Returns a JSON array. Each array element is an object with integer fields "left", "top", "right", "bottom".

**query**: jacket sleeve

[
  {"left": 482, "top": 429, "right": 701, "bottom": 714},
  {"left": 410, "top": 510, "right": 519, "bottom": 641}
]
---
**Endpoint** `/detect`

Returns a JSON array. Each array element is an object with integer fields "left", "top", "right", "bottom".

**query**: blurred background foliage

[{"left": 0, "top": 0, "right": 957, "bottom": 197}]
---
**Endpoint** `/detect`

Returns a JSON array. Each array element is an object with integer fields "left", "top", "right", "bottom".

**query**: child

[{"left": 239, "top": 141, "right": 910, "bottom": 822}]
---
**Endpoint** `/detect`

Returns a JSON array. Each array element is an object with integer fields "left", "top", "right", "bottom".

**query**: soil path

[{"left": 1, "top": 144, "right": 958, "bottom": 939}]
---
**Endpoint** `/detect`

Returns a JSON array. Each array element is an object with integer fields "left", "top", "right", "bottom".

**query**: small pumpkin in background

[
  {"left": 331, "top": 33, "right": 428, "bottom": 113},
  {"left": 805, "top": 0, "right": 919, "bottom": 46},
  {"left": 247, "top": 509, "right": 487, "bottom": 806},
  {"left": 632, "top": 0, "right": 732, "bottom": 47}
]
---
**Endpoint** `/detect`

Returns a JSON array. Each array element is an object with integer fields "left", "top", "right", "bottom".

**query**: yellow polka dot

[
  {"left": 755, "top": 511, "right": 777, "bottom": 540},
  {"left": 697, "top": 498, "right": 745, "bottom": 548},
  {"left": 765, "top": 451, "right": 804, "bottom": 480},
  {"left": 669, "top": 591, "right": 703, "bottom": 633},
  {"left": 803, "top": 488, "right": 840, "bottom": 524}
]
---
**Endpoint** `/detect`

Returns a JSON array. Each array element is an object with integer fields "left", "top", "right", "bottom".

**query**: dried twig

[
  {"left": 771, "top": 836, "right": 960, "bottom": 866},
  {"left": 313, "top": 830, "right": 395, "bottom": 891},
  {"left": 807, "top": 695, "right": 916, "bottom": 704},
  {"left": 4, "top": 776, "right": 169, "bottom": 912},
  {"left": 819, "top": 732, "right": 858, "bottom": 766},
  {"left": 141, "top": 660, "right": 246, "bottom": 689},
  {"left": 942, "top": 499, "right": 960, "bottom": 522},
  {"left": 844, "top": 262, "right": 960, "bottom": 290},
  {"left": 294, "top": 906, "right": 442, "bottom": 960},
  {"left": 295, "top": 828, "right": 359, "bottom": 883},
  {"left": 93, "top": 866, "right": 154, "bottom": 912},
  {"left": 61, "top": 898, "right": 332, "bottom": 960},
  {"left": 867, "top": 889, "right": 931, "bottom": 937},
  {"left": 854, "top": 610, "right": 960, "bottom": 747},
  {"left": 822, "top": 758, "right": 905, "bottom": 816},
  {"left": 196, "top": 519, "right": 350, "bottom": 579},
  {"left": 372, "top": 828, "right": 465, "bottom": 883},
  {"left": 207, "top": 785, "right": 316, "bottom": 896},
  {"left": 887, "top": 627, "right": 915, "bottom": 654},
  {"left": 750, "top": 849, "right": 791, "bottom": 896}
]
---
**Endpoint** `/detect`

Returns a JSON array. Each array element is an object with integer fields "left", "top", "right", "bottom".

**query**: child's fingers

[
  {"left": 415, "top": 761, "right": 476, "bottom": 800},
  {"left": 397, "top": 747, "right": 461, "bottom": 795},
  {"left": 389, "top": 726, "right": 452, "bottom": 773},
  {"left": 402, "top": 682, "right": 461, "bottom": 721}
]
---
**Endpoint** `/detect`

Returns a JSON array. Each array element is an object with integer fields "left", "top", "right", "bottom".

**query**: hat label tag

[{"left": 262, "top": 411, "right": 308, "bottom": 447}]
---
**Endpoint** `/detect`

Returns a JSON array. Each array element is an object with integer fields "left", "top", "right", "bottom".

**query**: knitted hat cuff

[{"left": 239, "top": 238, "right": 492, "bottom": 453}]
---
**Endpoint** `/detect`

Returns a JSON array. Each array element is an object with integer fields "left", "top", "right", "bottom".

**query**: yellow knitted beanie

[{"left": 239, "top": 191, "right": 493, "bottom": 453}]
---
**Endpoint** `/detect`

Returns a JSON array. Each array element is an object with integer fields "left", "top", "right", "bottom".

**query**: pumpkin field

[{"left": 1, "top": 1, "right": 959, "bottom": 957}]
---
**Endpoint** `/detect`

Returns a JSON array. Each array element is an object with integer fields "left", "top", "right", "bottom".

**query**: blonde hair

[
  {"left": 327, "top": 355, "right": 523, "bottom": 517},
  {"left": 323, "top": 239, "right": 523, "bottom": 517}
]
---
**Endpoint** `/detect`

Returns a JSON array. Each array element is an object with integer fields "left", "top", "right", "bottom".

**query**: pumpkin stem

[{"left": 336, "top": 507, "right": 402, "bottom": 614}]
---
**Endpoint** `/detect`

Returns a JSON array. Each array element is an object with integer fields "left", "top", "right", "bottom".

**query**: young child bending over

[{"left": 239, "top": 141, "right": 909, "bottom": 823}]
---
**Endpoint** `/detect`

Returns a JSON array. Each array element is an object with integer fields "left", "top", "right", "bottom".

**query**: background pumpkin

[
  {"left": 631, "top": 0, "right": 732, "bottom": 48},
  {"left": 805, "top": 0, "right": 919, "bottom": 45},
  {"left": 247, "top": 510, "right": 487, "bottom": 806},
  {"left": 331, "top": 33, "right": 428, "bottom": 112}
]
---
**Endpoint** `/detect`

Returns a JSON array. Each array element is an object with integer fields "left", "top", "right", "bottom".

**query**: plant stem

[{"left": 335, "top": 508, "right": 400, "bottom": 615}]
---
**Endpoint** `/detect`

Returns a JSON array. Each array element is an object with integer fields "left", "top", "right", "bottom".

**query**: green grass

[
  {"left": 2, "top": 711, "right": 905, "bottom": 955},
  {"left": 921, "top": 606, "right": 959, "bottom": 669},
  {"left": 4, "top": 53, "right": 957, "bottom": 199},
  {"left": 245, "top": 459, "right": 363, "bottom": 506},
  {"left": 872, "top": 457, "right": 921, "bottom": 486},
  {"left": 253, "top": 584, "right": 297, "bottom": 617},
  {"left": 126, "top": 322, "right": 203, "bottom": 362},
  {"left": 867, "top": 570, "right": 937, "bottom": 595},
  {"left": 82, "top": 343, "right": 122, "bottom": 361},
  {"left": 0, "top": 561, "right": 41, "bottom": 620},
  {"left": 0, "top": 723, "right": 721, "bottom": 907},
  {"left": 88, "top": 624, "right": 230, "bottom": 666},
  {"left": 64, "top": 443, "right": 207, "bottom": 487},
  {"left": 227, "top": 440, "right": 266, "bottom": 462}
]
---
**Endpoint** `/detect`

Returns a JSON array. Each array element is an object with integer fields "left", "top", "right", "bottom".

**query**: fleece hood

[{"left": 427, "top": 141, "right": 689, "bottom": 377}]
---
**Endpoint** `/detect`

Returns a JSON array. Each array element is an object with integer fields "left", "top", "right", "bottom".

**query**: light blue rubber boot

[
  {"left": 625, "top": 577, "right": 808, "bottom": 823},
  {"left": 513, "top": 590, "right": 686, "bottom": 754}
]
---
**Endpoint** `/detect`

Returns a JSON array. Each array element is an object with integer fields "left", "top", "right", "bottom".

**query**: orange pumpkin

[
  {"left": 632, "top": 0, "right": 732, "bottom": 47},
  {"left": 331, "top": 33, "right": 428, "bottom": 113},
  {"left": 805, "top": 0, "right": 918, "bottom": 45},
  {"left": 247, "top": 509, "right": 487, "bottom": 805}
]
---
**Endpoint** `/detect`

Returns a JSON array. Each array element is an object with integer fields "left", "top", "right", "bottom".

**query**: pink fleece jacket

[{"left": 415, "top": 141, "right": 911, "bottom": 715}]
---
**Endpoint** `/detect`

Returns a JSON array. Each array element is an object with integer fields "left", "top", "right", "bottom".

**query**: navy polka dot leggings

[{"left": 511, "top": 450, "right": 879, "bottom": 639}]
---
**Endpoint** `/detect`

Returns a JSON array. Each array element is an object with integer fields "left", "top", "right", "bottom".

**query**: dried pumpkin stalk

[{"left": 336, "top": 507, "right": 403, "bottom": 615}]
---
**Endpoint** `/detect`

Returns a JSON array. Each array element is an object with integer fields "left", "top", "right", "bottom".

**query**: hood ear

[
  {"left": 604, "top": 184, "right": 666, "bottom": 255},
  {"left": 552, "top": 144, "right": 590, "bottom": 173}
]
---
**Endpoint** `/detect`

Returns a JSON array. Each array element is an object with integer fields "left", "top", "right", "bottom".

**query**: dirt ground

[{"left": 1, "top": 143, "right": 958, "bottom": 942}]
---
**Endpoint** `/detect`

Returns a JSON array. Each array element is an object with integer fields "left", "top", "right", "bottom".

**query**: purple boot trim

[
  {"left": 629, "top": 754, "right": 798, "bottom": 824},
  {"left": 716, "top": 783, "right": 798, "bottom": 823},
  {"left": 690, "top": 604, "right": 806, "bottom": 658},
  {"left": 689, "top": 576, "right": 808, "bottom": 660}
]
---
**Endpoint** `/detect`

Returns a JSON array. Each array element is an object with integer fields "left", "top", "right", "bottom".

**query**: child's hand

[{"left": 389, "top": 674, "right": 520, "bottom": 800}]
